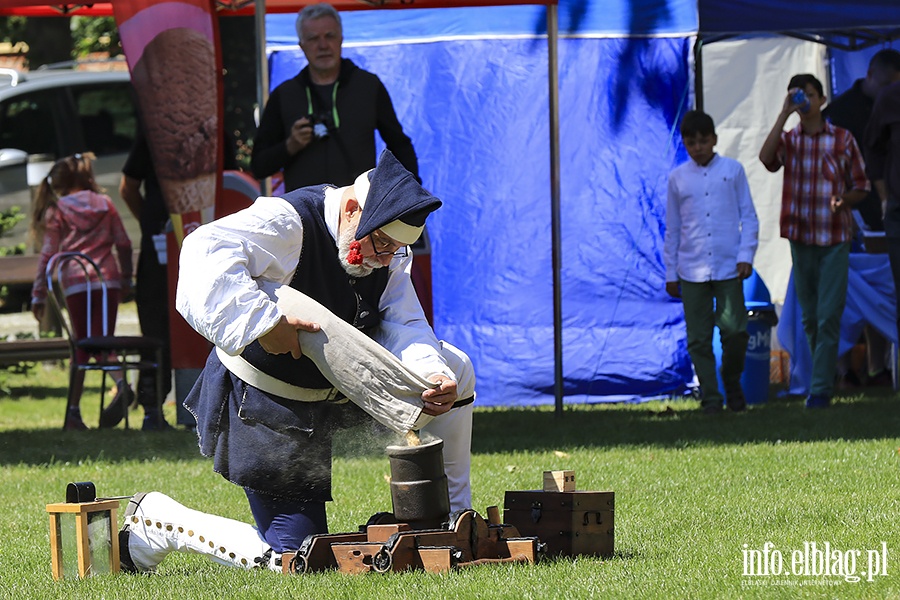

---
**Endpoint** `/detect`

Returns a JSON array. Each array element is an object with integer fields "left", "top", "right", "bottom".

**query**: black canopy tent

[{"left": 694, "top": 0, "right": 900, "bottom": 109}]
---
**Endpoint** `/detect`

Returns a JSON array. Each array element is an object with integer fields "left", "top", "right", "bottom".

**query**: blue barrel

[
  {"left": 744, "top": 302, "right": 777, "bottom": 404},
  {"left": 711, "top": 271, "right": 778, "bottom": 405}
]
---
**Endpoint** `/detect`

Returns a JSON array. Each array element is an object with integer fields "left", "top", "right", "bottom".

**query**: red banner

[
  {"left": 113, "top": 0, "right": 224, "bottom": 372},
  {"left": 113, "top": 0, "right": 223, "bottom": 244}
]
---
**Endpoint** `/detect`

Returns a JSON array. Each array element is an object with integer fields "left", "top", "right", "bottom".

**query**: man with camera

[{"left": 251, "top": 3, "right": 419, "bottom": 192}]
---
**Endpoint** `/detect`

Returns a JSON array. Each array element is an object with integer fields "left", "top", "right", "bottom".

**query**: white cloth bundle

[{"left": 221, "top": 283, "right": 438, "bottom": 433}]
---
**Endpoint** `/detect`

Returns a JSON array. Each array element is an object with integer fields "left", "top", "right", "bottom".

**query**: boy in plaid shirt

[{"left": 759, "top": 73, "right": 869, "bottom": 408}]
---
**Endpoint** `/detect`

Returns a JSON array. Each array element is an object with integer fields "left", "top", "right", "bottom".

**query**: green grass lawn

[{"left": 1, "top": 364, "right": 898, "bottom": 599}]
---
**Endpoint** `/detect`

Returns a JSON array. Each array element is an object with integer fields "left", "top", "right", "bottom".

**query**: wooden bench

[
  {"left": 0, "top": 254, "right": 40, "bottom": 287},
  {"left": 0, "top": 251, "right": 141, "bottom": 287},
  {"left": 0, "top": 255, "right": 67, "bottom": 365},
  {"left": 0, "top": 250, "right": 142, "bottom": 365},
  {"left": 0, "top": 337, "right": 69, "bottom": 366}
]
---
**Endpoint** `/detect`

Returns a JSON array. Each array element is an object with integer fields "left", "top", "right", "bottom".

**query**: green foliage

[
  {"left": 1, "top": 371, "right": 899, "bottom": 598},
  {"left": 219, "top": 17, "right": 258, "bottom": 171},
  {"left": 0, "top": 206, "right": 26, "bottom": 308},
  {"left": 0, "top": 244, "right": 25, "bottom": 257},
  {"left": 0, "top": 332, "right": 39, "bottom": 376},
  {"left": 0, "top": 16, "right": 26, "bottom": 43},
  {"left": 1, "top": 359, "right": 32, "bottom": 376},
  {"left": 0, "top": 206, "right": 25, "bottom": 239},
  {"left": 71, "top": 16, "right": 122, "bottom": 59},
  {"left": 234, "top": 137, "right": 253, "bottom": 171},
  {"left": 0, "top": 205, "right": 24, "bottom": 259}
]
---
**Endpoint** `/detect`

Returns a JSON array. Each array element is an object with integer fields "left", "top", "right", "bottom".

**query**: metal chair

[{"left": 45, "top": 252, "right": 164, "bottom": 430}]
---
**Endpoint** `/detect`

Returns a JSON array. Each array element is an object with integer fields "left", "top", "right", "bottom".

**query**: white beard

[{"left": 337, "top": 227, "right": 383, "bottom": 278}]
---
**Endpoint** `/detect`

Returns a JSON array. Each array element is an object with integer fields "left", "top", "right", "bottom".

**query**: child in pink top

[{"left": 30, "top": 153, "right": 134, "bottom": 430}]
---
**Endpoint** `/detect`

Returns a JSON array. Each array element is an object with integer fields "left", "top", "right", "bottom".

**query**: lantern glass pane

[
  {"left": 87, "top": 511, "right": 112, "bottom": 575},
  {"left": 59, "top": 513, "right": 79, "bottom": 579}
]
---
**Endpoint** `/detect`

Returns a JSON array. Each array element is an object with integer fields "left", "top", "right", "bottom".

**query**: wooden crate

[
  {"left": 503, "top": 490, "right": 614, "bottom": 558},
  {"left": 543, "top": 470, "right": 576, "bottom": 492}
]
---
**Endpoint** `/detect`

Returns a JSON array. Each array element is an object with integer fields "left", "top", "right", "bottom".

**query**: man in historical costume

[{"left": 118, "top": 149, "right": 474, "bottom": 572}]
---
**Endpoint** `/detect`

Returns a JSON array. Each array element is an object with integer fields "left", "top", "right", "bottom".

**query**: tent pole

[
  {"left": 548, "top": 3, "right": 563, "bottom": 417},
  {"left": 255, "top": 0, "right": 271, "bottom": 196},
  {"left": 693, "top": 36, "right": 703, "bottom": 111}
]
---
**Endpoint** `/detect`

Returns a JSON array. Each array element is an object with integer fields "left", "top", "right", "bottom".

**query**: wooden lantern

[{"left": 46, "top": 499, "right": 120, "bottom": 579}]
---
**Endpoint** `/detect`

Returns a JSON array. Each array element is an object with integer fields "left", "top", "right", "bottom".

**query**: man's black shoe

[
  {"left": 805, "top": 394, "right": 831, "bottom": 409},
  {"left": 99, "top": 381, "right": 134, "bottom": 429},
  {"left": 119, "top": 528, "right": 137, "bottom": 573},
  {"left": 725, "top": 388, "right": 747, "bottom": 412},
  {"left": 118, "top": 492, "right": 147, "bottom": 573},
  {"left": 142, "top": 411, "right": 173, "bottom": 431}
]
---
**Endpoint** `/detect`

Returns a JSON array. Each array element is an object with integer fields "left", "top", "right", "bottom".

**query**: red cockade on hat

[{"left": 347, "top": 240, "right": 363, "bottom": 265}]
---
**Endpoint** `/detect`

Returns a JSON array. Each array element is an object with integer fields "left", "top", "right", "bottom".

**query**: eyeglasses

[{"left": 369, "top": 231, "right": 408, "bottom": 258}]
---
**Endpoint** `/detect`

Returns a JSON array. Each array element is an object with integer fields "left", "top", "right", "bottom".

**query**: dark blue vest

[
  {"left": 239, "top": 186, "right": 388, "bottom": 389},
  {"left": 185, "top": 187, "right": 388, "bottom": 501}
]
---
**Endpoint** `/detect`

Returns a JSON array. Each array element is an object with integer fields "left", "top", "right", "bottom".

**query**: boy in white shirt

[{"left": 664, "top": 110, "right": 759, "bottom": 414}]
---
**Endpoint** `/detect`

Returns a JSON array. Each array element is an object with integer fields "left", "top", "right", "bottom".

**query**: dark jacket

[
  {"left": 825, "top": 78, "right": 883, "bottom": 230},
  {"left": 250, "top": 58, "right": 418, "bottom": 191},
  {"left": 866, "top": 80, "right": 900, "bottom": 236}
]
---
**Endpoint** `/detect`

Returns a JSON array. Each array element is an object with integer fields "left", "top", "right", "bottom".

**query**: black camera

[{"left": 308, "top": 114, "right": 330, "bottom": 139}]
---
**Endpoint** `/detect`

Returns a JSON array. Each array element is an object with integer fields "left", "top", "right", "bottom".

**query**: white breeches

[
  {"left": 423, "top": 340, "right": 474, "bottom": 512},
  {"left": 124, "top": 492, "right": 275, "bottom": 572}
]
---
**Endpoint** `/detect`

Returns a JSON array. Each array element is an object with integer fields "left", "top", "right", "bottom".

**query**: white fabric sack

[{"left": 266, "top": 283, "right": 437, "bottom": 433}]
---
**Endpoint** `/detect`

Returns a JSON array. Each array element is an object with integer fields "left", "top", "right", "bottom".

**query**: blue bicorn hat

[{"left": 353, "top": 149, "right": 441, "bottom": 245}]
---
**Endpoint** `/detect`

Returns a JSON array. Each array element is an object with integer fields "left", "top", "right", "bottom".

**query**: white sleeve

[
  {"left": 735, "top": 163, "right": 759, "bottom": 265},
  {"left": 370, "top": 251, "right": 454, "bottom": 381},
  {"left": 175, "top": 197, "right": 304, "bottom": 355},
  {"left": 663, "top": 172, "right": 682, "bottom": 282}
]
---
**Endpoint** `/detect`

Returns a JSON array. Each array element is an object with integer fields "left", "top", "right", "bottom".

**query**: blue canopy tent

[
  {"left": 263, "top": 0, "right": 900, "bottom": 408},
  {"left": 267, "top": 3, "right": 698, "bottom": 407}
]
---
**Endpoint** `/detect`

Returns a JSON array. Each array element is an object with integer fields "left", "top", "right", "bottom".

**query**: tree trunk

[{"left": 24, "top": 18, "right": 72, "bottom": 69}]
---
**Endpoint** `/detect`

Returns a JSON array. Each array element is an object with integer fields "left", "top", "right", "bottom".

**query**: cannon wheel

[
  {"left": 288, "top": 553, "right": 308, "bottom": 574},
  {"left": 372, "top": 548, "right": 393, "bottom": 573},
  {"left": 365, "top": 511, "right": 398, "bottom": 526}
]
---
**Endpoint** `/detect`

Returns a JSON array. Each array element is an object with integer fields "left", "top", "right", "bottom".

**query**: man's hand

[
  {"left": 665, "top": 281, "right": 681, "bottom": 298},
  {"left": 830, "top": 194, "right": 848, "bottom": 213},
  {"left": 31, "top": 302, "right": 44, "bottom": 322},
  {"left": 286, "top": 117, "right": 314, "bottom": 155},
  {"left": 784, "top": 88, "right": 806, "bottom": 116},
  {"left": 737, "top": 262, "right": 753, "bottom": 279},
  {"left": 421, "top": 375, "right": 458, "bottom": 416},
  {"left": 258, "top": 315, "right": 319, "bottom": 359},
  {"left": 874, "top": 180, "right": 888, "bottom": 204},
  {"left": 831, "top": 189, "right": 867, "bottom": 214}
]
